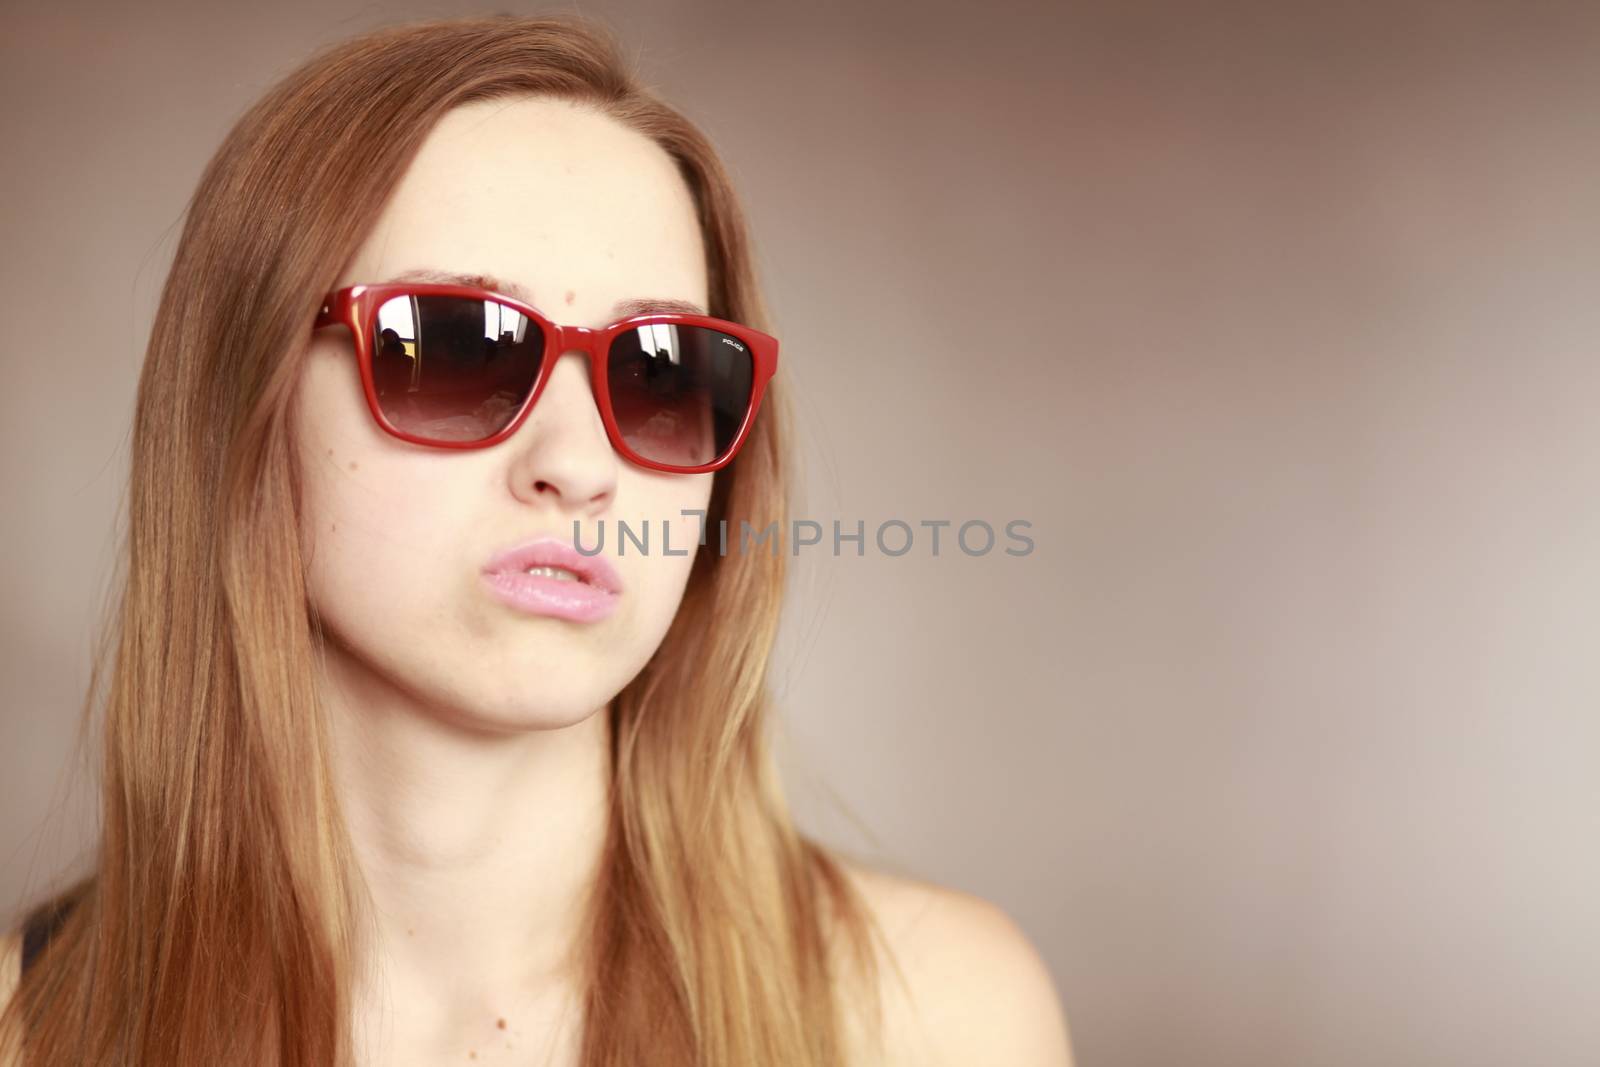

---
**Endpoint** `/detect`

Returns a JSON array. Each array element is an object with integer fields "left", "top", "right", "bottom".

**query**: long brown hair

[{"left": 1, "top": 13, "right": 894, "bottom": 1065}]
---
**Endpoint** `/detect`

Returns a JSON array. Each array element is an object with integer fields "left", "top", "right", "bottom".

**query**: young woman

[{"left": 0, "top": 14, "right": 1072, "bottom": 1066}]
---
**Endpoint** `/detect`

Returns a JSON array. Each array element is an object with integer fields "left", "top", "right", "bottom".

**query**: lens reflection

[
  {"left": 608, "top": 322, "right": 753, "bottom": 467},
  {"left": 370, "top": 294, "right": 543, "bottom": 442}
]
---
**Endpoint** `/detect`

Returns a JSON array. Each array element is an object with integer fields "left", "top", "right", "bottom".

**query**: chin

[{"left": 459, "top": 689, "right": 615, "bottom": 732}]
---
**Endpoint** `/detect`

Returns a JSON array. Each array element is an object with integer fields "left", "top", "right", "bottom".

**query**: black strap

[{"left": 20, "top": 897, "right": 76, "bottom": 976}]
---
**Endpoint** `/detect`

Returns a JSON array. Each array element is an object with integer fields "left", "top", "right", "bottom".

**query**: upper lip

[{"left": 481, "top": 533, "right": 623, "bottom": 594}]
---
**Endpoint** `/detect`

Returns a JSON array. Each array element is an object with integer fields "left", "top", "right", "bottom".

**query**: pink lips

[{"left": 480, "top": 534, "right": 622, "bottom": 622}]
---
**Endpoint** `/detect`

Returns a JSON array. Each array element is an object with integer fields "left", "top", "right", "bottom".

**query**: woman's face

[{"left": 290, "top": 95, "right": 713, "bottom": 731}]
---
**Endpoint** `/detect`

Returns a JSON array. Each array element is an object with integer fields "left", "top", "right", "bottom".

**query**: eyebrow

[{"left": 387, "top": 268, "right": 708, "bottom": 319}]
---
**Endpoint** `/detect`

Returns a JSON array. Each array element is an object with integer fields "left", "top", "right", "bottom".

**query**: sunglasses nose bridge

[
  {"left": 544, "top": 324, "right": 606, "bottom": 410},
  {"left": 550, "top": 322, "right": 602, "bottom": 364}
]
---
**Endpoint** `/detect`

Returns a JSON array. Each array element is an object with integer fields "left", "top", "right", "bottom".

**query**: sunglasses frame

[{"left": 311, "top": 281, "right": 778, "bottom": 473}]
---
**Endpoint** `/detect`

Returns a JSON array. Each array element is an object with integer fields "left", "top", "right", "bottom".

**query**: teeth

[{"left": 522, "top": 564, "right": 581, "bottom": 582}]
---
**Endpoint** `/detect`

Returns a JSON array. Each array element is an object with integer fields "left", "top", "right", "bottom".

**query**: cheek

[
  {"left": 300, "top": 460, "right": 466, "bottom": 646},
  {"left": 614, "top": 522, "right": 700, "bottom": 651},
  {"left": 622, "top": 470, "right": 714, "bottom": 598},
  {"left": 596, "top": 474, "right": 715, "bottom": 660},
  {"left": 294, "top": 362, "right": 471, "bottom": 622}
]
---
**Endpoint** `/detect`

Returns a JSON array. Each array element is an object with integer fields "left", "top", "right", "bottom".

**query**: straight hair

[{"left": 1, "top": 14, "right": 895, "bottom": 1065}]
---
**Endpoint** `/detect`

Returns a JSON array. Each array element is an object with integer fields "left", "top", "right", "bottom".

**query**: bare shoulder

[{"left": 835, "top": 857, "right": 1075, "bottom": 1067}]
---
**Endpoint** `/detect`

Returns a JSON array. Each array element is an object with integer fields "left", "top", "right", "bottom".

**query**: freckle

[
  {"left": 496, "top": 1018, "right": 506, "bottom": 1029},
  {"left": 348, "top": 460, "right": 358, "bottom": 471},
  {"left": 326, "top": 448, "right": 334, "bottom": 457},
  {"left": 407, "top": 927, "right": 414, "bottom": 936},
  {"left": 564, "top": 290, "right": 575, "bottom": 305}
]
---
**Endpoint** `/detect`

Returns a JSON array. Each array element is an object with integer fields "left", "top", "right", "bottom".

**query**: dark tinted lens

[
  {"left": 607, "top": 321, "right": 755, "bottom": 467},
  {"left": 369, "top": 294, "right": 544, "bottom": 442}
]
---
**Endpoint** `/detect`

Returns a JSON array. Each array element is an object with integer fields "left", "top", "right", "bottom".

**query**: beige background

[{"left": 5, "top": 2, "right": 1600, "bottom": 1065}]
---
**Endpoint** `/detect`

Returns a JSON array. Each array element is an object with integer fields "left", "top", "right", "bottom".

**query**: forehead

[{"left": 337, "top": 95, "right": 708, "bottom": 323}]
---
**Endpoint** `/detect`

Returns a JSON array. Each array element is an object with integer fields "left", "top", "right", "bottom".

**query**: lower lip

[{"left": 481, "top": 570, "right": 619, "bottom": 622}]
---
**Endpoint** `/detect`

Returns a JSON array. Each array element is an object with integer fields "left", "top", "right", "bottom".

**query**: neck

[{"left": 320, "top": 650, "right": 611, "bottom": 1047}]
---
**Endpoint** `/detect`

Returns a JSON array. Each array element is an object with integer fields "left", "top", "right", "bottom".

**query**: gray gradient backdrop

[{"left": 4, "top": 2, "right": 1599, "bottom": 1065}]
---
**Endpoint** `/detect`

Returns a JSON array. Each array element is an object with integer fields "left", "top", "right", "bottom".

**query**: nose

[{"left": 504, "top": 345, "right": 617, "bottom": 511}]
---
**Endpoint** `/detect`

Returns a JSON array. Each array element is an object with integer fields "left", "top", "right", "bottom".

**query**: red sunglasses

[{"left": 311, "top": 281, "right": 778, "bottom": 474}]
